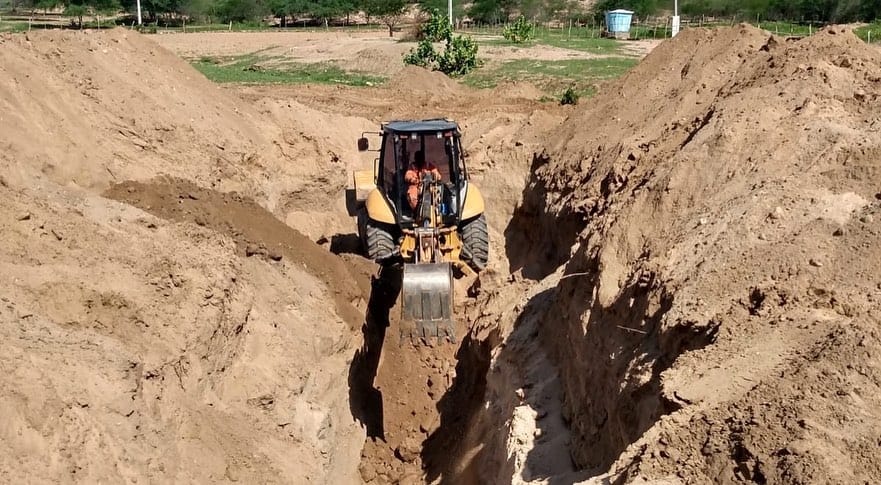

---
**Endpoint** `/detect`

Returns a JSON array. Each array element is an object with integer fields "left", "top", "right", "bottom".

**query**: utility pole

[
  {"left": 672, "top": 0, "right": 680, "bottom": 37},
  {"left": 448, "top": 0, "right": 453, "bottom": 26},
  {"left": 136, "top": 0, "right": 142, "bottom": 26}
]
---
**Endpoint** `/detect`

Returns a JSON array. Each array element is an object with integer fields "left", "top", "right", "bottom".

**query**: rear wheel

[
  {"left": 460, "top": 214, "right": 489, "bottom": 271},
  {"left": 365, "top": 218, "right": 397, "bottom": 261}
]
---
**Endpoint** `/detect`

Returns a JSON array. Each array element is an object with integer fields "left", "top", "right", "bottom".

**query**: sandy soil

[
  {"left": 460, "top": 24, "right": 881, "bottom": 484},
  {"left": 2, "top": 23, "right": 880, "bottom": 485},
  {"left": 152, "top": 30, "right": 650, "bottom": 77}
]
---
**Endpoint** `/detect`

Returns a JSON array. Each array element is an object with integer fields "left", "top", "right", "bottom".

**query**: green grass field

[
  {"left": 854, "top": 22, "right": 881, "bottom": 44},
  {"left": 468, "top": 27, "right": 624, "bottom": 55},
  {"left": 464, "top": 57, "right": 638, "bottom": 99},
  {"left": 0, "top": 20, "right": 29, "bottom": 32},
  {"left": 192, "top": 53, "right": 385, "bottom": 87},
  {"left": 459, "top": 26, "right": 638, "bottom": 100}
]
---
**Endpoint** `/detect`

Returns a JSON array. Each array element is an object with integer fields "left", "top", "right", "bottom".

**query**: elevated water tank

[{"left": 605, "top": 9, "right": 634, "bottom": 39}]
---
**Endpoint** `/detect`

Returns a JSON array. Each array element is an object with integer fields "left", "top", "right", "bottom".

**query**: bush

[
  {"left": 437, "top": 35, "right": 479, "bottom": 76},
  {"left": 560, "top": 87, "right": 579, "bottom": 105},
  {"left": 403, "top": 40, "right": 437, "bottom": 67},
  {"left": 421, "top": 7, "right": 452, "bottom": 41},
  {"left": 503, "top": 15, "right": 534, "bottom": 43},
  {"left": 403, "top": 9, "right": 480, "bottom": 77}
]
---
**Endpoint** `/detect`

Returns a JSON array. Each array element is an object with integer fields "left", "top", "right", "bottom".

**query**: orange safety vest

[{"left": 405, "top": 163, "right": 441, "bottom": 209}]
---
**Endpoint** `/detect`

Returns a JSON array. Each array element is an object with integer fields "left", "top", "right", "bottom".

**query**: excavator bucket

[{"left": 401, "top": 262, "right": 456, "bottom": 343}]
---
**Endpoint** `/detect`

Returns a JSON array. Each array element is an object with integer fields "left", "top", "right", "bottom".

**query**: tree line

[
  {"left": 2, "top": 0, "right": 879, "bottom": 28},
  {"left": 589, "top": 0, "right": 881, "bottom": 23}
]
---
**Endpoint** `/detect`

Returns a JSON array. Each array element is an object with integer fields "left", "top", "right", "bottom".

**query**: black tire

[
  {"left": 460, "top": 214, "right": 489, "bottom": 271},
  {"left": 365, "top": 218, "right": 396, "bottom": 261}
]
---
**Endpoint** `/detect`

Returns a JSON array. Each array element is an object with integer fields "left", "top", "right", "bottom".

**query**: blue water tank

[{"left": 605, "top": 9, "right": 634, "bottom": 33}]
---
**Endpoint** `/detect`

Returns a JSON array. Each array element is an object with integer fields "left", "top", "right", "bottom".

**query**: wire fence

[{"left": 458, "top": 16, "right": 881, "bottom": 44}]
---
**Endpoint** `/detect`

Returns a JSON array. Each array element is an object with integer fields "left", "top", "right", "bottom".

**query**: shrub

[
  {"left": 560, "top": 87, "right": 579, "bottom": 105},
  {"left": 403, "top": 9, "right": 480, "bottom": 77},
  {"left": 503, "top": 15, "right": 534, "bottom": 43},
  {"left": 403, "top": 40, "right": 437, "bottom": 67},
  {"left": 421, "top": 8, "right": 452, "bottom": 42},
  {"left": 437, "top": 34, "right": 479, "bottom": 76}
]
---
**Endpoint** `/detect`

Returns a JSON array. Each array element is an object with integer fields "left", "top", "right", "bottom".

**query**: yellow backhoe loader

[{"left": 348, "top": 119, "right": 488, "bottom": 342}]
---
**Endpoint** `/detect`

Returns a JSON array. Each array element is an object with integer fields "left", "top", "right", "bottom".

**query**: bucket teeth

[{"left": 401, "top": 262, "right": 456, "bottom": 344}]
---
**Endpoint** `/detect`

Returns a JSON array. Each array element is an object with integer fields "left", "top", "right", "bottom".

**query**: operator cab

[{"left": 373, "top": 119, "right": 468, "bottom": 228}]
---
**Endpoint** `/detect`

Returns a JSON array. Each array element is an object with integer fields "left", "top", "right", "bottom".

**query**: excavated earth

[{"left": 2, "top": 24, "right": 881, "bottom": 485}]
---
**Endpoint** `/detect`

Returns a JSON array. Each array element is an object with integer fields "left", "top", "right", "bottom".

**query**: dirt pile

[
  {"left": 0, "top": 30, "right": 371, "bottom": 483},
  {"left": 475, "top": 24, "right": 881, "bottom": 483},
  {"left": 0, "top": 29, "right": 354, "bottom": 217},
  {"left": 387, "top": 65, "right": 466, "bottom": 94}
]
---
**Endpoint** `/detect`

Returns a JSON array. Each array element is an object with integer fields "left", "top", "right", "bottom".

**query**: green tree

[
  {"left": 467, "top": 0, "right": 517, "bottom": 23},
  {"left": 591, "top": 0, "right": 658, "bottom": 21},
  {"left": 364, "top": 0, "right": 407, "bottom": 36},
  {"left": 417, "top": 0, "right": 465, "bottom": 21},
  {"left": 216, "top": 0, "right": 265, "bottom": 22},
  {"left": 420, "top": 7, "right": 451, "bottom": 41},
  {"left": 180, "top": 0, "right": 217, "bottom": 22},
  {"left": 65, "top": 2, "right": 88, "bottom": 27},
  {"left": 861, "top": 0, "right": 881, "bottom": 20},
  {"left": 63, "top": 0, "right": 119, "bottom": 27}
]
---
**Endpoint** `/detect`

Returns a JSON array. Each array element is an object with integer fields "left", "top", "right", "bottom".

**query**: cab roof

[{"left": 382, "top": 119, "right": 460, "bottom": 134}]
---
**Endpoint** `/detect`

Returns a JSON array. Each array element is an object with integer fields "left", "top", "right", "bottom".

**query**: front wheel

[
  {"left": 365, "top": 218, "right": 397, "bottom": 261},
  {"left": 460, "top": 214, "right": 489, "bottom": 271}
]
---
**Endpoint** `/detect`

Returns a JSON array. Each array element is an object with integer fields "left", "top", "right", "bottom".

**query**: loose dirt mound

[
  {"left": 386, "top": 65, "right": 463, "bottom": 94},
  {"left": 0, "top": 29, "right": 371, "bottom": 484},
  {"left": 470, "top": 24, "right": 881, "bottom": 483},
  {"left": 0, "top": 29, "right": 352, "bottom": 217}
]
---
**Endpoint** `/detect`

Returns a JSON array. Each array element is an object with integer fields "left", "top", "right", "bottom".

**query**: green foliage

[
  {"left": 855, "top": 22, "right": 881, "bottom": 43},
  {"left": 467, "top": 0, "right": 517, "bottom": 23},
  {"left": 559, "top": 87, "right": 578, "bottom": 105},
  {"left": 404, "top": 9, "right": 479, "bottom": 77},
  {"left": 403, "top": 39, "right": 437, "bottom": 67},
  {"left": 463, "top": 57, "right": 637, "bottom": 96},
  {"left": 503, "top": 15, "right": 534, "bottom": 43},
  {"left": 363, "top": 0, "right": 407, "bottom": 36},
  {"left": 436, "top": 34, "right": 479, "bottom": 76},
  {"left": 679, "top": 0, "right": 879, "bottom": 22},
  {"left": 63, "top": 3, "right": 87, "bottom": 26},
  {"left": 193, "top": 54, "right": 385, "bottom": 85},
  {"left": 590, "top": 0, "right": 658, "bottom": 20},
  {"left": 421, "top": 7, "right": 451, "bottom": 41},
  {"left": 417, "top": 0, "right": 465, "bottom": 20},
  {"left": 215, "top": 0, "right": 264, "bottom": 22},
  {"left": 179, "top": 0, "right": 216, "bottom": 22},
  {"left": 0, "top": 21, "right": 30, "bottom": 32}
]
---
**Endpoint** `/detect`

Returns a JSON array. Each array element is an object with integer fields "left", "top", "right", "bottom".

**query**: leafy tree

[
  {"left": 266, "top": 0, "right": 291, "bottom": 26},
  {"left": 417, "top": 0, "right": 465, "bottom": 21},
  {"left": 62, "top": 0, "right": 119, "bottom": 27},
  {"left": 65, "top": 2, "right": 88, "bottom": 27},
  {"left": 467, "top": 0, "right": 517, "bottom": 23},
  {"left": 363, "top": 0, "right": 407, "bottom": 36},
  {"left": 216, "top": 0, "right": 264, "bottom": 22},
  {"left": 118, "top": 0, "right": 181, "bottom": 21},
  {"left": 590, "top": 0, "right": 658, "bottom": 21},
  {"left": 421, "top": 7, "right": 451, "bottom": 41},
  {"left": 180, "top": 0, "right": 217, "bottom": 22}
]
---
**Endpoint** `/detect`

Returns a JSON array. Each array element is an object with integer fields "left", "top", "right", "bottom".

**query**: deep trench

[{"left": 345, "top": 151, "right": 722, "bottom": 483}]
